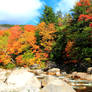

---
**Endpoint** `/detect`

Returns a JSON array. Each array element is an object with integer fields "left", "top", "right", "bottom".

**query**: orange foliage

[
  {"left": 65, "top": 40, "right": 74, "bottom": 57},
  {"left": 0, "top": 31, "right": 4, "bottom": 36},
  {"left": 0, "top": 23, "right": 56, "bottom": 67},
  {"left": 24, "top": 25, "right": 36, "bottom": 32},
  {"left": 36, "top": 22, "right": 56, "bottom": 53}
]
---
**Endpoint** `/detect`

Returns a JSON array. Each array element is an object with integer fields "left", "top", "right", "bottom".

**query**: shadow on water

[
  {"left": 69, "top": 80, "right": 92, "bottom": 92},
  {"left": 76, "top": 87, "right": 92, "bottom": 92}
]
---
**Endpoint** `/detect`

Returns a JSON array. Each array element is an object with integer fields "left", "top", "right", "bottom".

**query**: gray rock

[{"left": 30, "top": 64, "right": 40, "bottom": 69}]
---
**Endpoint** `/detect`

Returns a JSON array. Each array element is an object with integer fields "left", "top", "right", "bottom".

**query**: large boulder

[
  {"left": 6, "top": 68, "right": 41, "bottom": 88},
  {"left": 0, "top": 68, "right": 11, "bottom": 82},
  {"left": 0, "top": 68, "right": 41, "bottom": 92},
  {"left": 0, "top": 83, "right": 40, "bottom": 92},
  {"left": 41, "top": 78, "right": 76, "bottom": 92}
]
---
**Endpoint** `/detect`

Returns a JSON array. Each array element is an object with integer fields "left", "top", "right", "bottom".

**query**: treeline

[{"left": 0, "top": 24, "right": 14, "bottom": 27}]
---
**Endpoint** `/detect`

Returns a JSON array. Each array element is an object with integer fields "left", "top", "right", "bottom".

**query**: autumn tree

[{"left": 66, "top": 0, "right": 92, "bottom": 71}]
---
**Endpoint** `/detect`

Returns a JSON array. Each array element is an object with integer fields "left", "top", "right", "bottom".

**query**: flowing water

[
  {"left": 67, "top": 80, "right": 92, "bottom": 92},
  {"left": 59, "top": 76, "right": 92, "bottom": 92}
]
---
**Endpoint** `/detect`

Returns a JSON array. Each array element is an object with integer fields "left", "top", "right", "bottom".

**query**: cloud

[
  {"left": 55, "top": 0, "right": 79, "bottom": 14},
  {"left": 0, "top": 0, "right": 44, "bottom": 24}
]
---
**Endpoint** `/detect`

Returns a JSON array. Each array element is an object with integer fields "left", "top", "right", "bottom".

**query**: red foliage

[
  {"left": 89, "top": 23, "right": 92, "bottom": 27},
  {"left": 23, "top": 65, "right": 27, "bottom": 67},
  {"left": 0, "top": 60, "right": 2, "bottom": 63},
  {"left": 78, "top": 14, "right": 92, "bottom": 21},
  {"left": 77, "top": 2, "right": 82, "bottom": 6},
  {"left": 71, "top": 60, "right": 78, "bottom": 63},
  {"left": 77, "top": 0, "right": 91, "bottom": 6}
]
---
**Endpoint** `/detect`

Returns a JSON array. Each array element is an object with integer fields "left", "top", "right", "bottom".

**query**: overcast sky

[{"left": 0, "top": 0, "right": 78, "bottom": 25}]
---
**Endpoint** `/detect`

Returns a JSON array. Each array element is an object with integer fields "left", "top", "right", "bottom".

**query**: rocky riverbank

[{"left": 0, "top": 67, "right": 92, "bottom": 92}]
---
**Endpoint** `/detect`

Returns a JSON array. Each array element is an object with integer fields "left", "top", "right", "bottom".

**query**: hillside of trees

[{"left": 0, "top": 0, "right": 92, "bottom": 72}]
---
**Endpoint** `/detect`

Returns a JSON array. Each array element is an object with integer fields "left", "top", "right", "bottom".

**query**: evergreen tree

[
  {"left": 56, "top": 10, "right": 62, "bottom": 18},
  {"left": 40, "top": 5, "right": 57, "bottom": 24},
  {"left": 56, "top": 10, "right": 63, "bottom": 26}
]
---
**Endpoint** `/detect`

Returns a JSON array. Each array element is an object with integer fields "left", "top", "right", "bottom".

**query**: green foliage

[
  {"left": 50, "top": 0, "right": 92, "bottom": 72},
  {"left": 5, "top": 63, "right": 15, "bottom": 69},
  {"left": 0, "top": 32, "right": 9, "bottom": 49},
  {"left": 35, "top": 31, "right": 40, "bottom": 45},
  {"left": 40, "top": 5, "right": 58, "bottom": 24},
  {"left": 22, "top": 50, "right": 34, "bottom": 60},
  {"left": 50, "top": 26, "right": 67, "bottom": 64},
  {"left": 0, "top": 24, "right": 14, "bottom": 27},
  {"left": 62, "top": 14, "right": 72, "bottom": 25}
]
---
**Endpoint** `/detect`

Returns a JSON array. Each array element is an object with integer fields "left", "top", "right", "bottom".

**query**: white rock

[
  {"left": 6, "top": 68, "right": 41, "bottom": 88},
  {"left": 86, "top": 75, "right": 92, "bottom": 81},
  {"left": 0, "top": 83, "right": 40, "bottom": 92},
  {"left": 21, "top": 85, "right": 40, "bottom": 92},
  {"left": 0, "top": 68, "right": 41, "bottom": 92},
  {"left": 47, "top": 68, "right": 60, "bottom": 76},
  {"left": 0, "top": 68, "right": 11, "bottom": 82},
  {"left": 30, "top": 69, "right": 43, "bottom": 75},
  {"left": 41, "top": 79, "right": 76, "bottom": 92},
  {"left": 48, "top": 68, "right": 60, "bottom": 73},
  {"left": 41, "top": 76, "right": 59, "bottom": 87}
]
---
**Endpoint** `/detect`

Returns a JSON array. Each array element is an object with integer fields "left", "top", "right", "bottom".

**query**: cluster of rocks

[
  {"left": 0, "top": 67, "right": 92, "bottom": 92},
  {"left": 0, "top": 68, "right": 75, "bottom": 92}
]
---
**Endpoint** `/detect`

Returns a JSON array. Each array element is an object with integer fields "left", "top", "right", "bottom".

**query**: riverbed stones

[
  {"left": 47, "top": 68, "right": 61, "bottom": 76},
  {"left": 72, "top": 72, "right": 92, "bottom": 81},
  {"left": 1, "top": 68, "right": 92, "bottom": 92}
]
